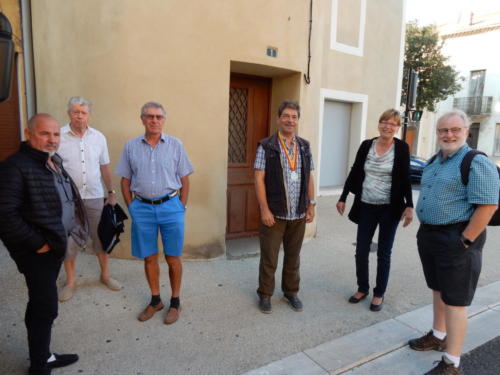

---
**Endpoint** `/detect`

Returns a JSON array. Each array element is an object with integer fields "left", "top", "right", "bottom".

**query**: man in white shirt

[{"left": 57, "top": 96, "right": 122, "bottom": 301}]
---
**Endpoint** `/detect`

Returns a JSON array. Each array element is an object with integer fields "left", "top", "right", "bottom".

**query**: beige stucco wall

[
  {"left": 321, "top": 0, "right": 405, "bottom": 138},
  {"left": 336, "top": 0, "right": 361, "bottom": 46},
  {"left": 30, "top": 0, "right": 404, "bottom": 259}
]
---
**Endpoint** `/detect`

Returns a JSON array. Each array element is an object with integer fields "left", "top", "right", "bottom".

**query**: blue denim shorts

[{"left": 128, "top": 195, "right": 185, "bottom": 258}]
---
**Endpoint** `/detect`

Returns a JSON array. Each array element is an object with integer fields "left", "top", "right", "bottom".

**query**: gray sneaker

[
  {"left": 424, "top": 356, "right": 463, "bottom": 375},
  {"left": 58, "top": 284, "right": 75, "bottom": 302},
  {"left": 283, "top": 294, "right": 303, "bottom": 312},
  {"left": 258, "top": 297, "right": 272, "bottom": 314},
  {"left": 100, "top": 277, "right": 123, "bottom": 291}
]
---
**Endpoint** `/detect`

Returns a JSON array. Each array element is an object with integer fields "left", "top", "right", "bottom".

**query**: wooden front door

[
  {"left": 0, "top": 57, "right": 21, "bottom": 160},
  {"left": 226, "top": 75, "right": 270, "bottom": 239}
]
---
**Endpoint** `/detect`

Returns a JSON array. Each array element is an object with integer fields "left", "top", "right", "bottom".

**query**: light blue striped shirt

[
  {"left": 416, "top": 144, "right": 499, "bottom": 225},
  {"left": 115, "top": 134, "right": 194, "bottom": 199}
]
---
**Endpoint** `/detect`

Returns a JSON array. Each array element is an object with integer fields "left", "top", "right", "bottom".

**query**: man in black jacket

[{"left": 0, "top": 114, "right": 87, "bottom": 375}]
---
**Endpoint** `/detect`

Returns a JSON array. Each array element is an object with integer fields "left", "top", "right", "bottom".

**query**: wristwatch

[
  {"left": 309, "top": 200, "right": 317, "bottom": 206},
  {"left": 460, "top": 234, "right": 473, "bottom": 247},
  {"left": 108, "top": 190, "right": 116, "bottom": 194}
]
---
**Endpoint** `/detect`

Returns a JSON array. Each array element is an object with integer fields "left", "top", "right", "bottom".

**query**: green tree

[{"left": 402, "top": 21, "right": 462, "bottom": 112}]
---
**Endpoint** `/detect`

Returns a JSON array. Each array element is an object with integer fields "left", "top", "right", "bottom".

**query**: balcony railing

[{"left": 453, "top": 96, "right": 493, "bottom": 116}]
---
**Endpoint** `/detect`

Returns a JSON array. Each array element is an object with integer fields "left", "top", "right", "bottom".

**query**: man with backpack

[{"left": 409, "top": 110, "right": 499, "bottom": 375}]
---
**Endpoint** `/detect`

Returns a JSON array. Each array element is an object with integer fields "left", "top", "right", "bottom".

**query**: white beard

[{"left": 439, "top": 140, "right": 465, "bottom": 154}]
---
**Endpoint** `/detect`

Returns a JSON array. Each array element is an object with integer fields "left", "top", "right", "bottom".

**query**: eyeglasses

[
  {"left": 142, "top": 114, "right": 165, "bottom": 120},
  {"left": 436, "top": 127, "right": 465, "bottom": 135},
  {"left": 379, "top": 121, "right": 399, "bottom": 127}
]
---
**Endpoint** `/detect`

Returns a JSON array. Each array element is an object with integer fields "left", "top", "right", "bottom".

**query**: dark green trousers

[{"left": 257, "top": 218, "right": 306, "bottom": 297}]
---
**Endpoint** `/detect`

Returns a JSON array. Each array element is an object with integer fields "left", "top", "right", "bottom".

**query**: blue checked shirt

[
  {"left": 416, "top": 144, "right": 499, "bottom": 225},
  {"left": 254, "top": 137, "right": 314, "bottom": 220},
  {"left": 115, "top": 134, "right": 194, "bottom": 199}
]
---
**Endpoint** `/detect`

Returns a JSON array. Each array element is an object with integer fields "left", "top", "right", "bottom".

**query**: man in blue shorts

[
  {"left": 116, "top": 102, "right": 193, "bottom": 324},
  {"left": 409, "top": 110, "right": 499, "bottom": 375}
]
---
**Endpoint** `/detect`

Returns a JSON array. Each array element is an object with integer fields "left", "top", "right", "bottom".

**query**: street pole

[{"left": 403, "top": 67, "right": 418, "bottom": 142}]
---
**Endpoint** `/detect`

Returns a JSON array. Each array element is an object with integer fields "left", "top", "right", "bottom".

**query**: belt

[
  {"left": 421, "top": 221, "right": 468, "bottom": 230},
  {"left": 136, "top": 191, "right": 178, "bottom": 205}
]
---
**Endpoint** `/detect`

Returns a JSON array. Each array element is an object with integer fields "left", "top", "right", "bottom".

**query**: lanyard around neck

[{"left": 278, "top": 135, "right": 298, "bottom": 171}]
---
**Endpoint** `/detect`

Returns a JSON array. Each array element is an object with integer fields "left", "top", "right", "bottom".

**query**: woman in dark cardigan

[{"left": 336, "top": 109, "right": 413, "bottom": 311}]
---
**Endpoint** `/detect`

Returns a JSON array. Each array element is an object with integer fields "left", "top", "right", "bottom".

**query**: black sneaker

[
  {"left": 258, "top": 297, "right": 272, "bottom": 314},
  {"left": 47, "top": 353, "right": 79, "bottom": 369},
  {"left": 424, "top": 356, "right": 463, "bottom": 375},
  {"left": 283, "top": 295, "right": 303, "bottom": 312}
]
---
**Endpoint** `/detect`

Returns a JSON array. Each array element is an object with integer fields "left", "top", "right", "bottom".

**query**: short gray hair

[
  {"left": 141, "top": 101, "right": 166, "bottom": 117},
  {"left": 67, "top": 96, "right": 92, "bottom": 112},
  {"left": 437, "top": 109, "right": 470, "bottom": 129}
]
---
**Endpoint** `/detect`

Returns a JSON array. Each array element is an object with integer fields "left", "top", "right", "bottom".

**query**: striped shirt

[
  {"left": 115, "top": 134, "right": 194, "bottom": 199},
  {"left": 416, "top": 144, "right": 499, "bottom": 225},
  {"left": 254, "top": 137, "right": 314, "bottom": 220}
]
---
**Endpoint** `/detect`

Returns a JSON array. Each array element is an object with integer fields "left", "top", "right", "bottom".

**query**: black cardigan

[{"left": 338, "top": 137, "right": 413, "bottom": 224}]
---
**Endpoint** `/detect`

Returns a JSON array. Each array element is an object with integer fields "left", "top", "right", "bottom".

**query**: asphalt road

[{"left": 462, "top": 335, "right": 500, "bottom": 375}]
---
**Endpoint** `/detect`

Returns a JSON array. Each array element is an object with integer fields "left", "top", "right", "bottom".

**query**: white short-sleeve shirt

[{"left": 58, "top": 124, "right": 110, "bottom": 199}]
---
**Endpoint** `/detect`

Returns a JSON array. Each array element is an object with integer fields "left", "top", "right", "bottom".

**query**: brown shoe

[
  {"left": 137, "top": 302, "right": 164, "bottom": 322},
  {"left": 164, "top": 305, "right": 181, "bottom": 325},
  {"left": 409, "top": 330, "right": 446, "bottom": 351},
  {"left": 424, "top": 356, "right": 463, "bottom": 375}
]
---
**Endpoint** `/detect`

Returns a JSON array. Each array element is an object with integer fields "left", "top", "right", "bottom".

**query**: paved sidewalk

[
  {"left": 244, "top": 281, "right": 500, "bottom": 374},
  {"left": 1, "top": 194, "right": 500, "bottom": 375}
]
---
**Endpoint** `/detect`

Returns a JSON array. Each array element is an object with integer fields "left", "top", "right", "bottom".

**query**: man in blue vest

[
  {"left": 409, "top": 110, "right": 499, "bottom": 375},
  {"left": 254, "top": 100, "right": 316, "bottom": 314}
]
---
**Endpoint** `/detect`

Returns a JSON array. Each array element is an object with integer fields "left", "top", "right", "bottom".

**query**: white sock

[
  {"left": 432, "top": 328, "right": 446, "bottom": 340},
  {"left": 444, "top": 352, "right": 460, "bottom": 367},
  {"left": 47, "top": 354, "right": 56, "bottom": 363}
]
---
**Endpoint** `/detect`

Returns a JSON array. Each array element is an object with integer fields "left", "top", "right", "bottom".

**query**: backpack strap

[
  {"left": 460, "top": 150, "right": 487, "bottom": 185},
  {"left": 427, "top": 153, "right": 439, "bottom": 166}
]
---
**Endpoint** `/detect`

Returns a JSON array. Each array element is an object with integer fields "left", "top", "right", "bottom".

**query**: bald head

[
  {"left": 27, "top": 113, "right": 58, "bottom": 130},
  {"left": 25, "top": 114, "right": 61, "bottom": 156}
]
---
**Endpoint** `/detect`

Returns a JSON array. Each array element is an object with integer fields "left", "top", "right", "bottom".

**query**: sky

[{"left": 405, "top": 0, "right": 500, "bottom": 26}]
